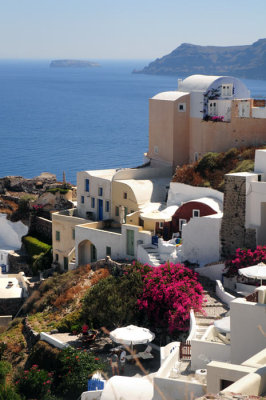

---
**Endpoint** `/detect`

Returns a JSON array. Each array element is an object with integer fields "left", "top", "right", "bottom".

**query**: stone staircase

[
  {"left": 142, "top": 245, "right": 162, "bottom": 267},
  {"left": 194, "top": 275, "right": 229, "bottom": 340}
]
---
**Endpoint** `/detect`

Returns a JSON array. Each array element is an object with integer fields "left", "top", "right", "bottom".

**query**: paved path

[{"left": 194, "top": 276, "right": 229, "bottom": 339}]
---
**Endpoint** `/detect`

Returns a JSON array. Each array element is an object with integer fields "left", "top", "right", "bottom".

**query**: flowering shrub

[
  {"left": 55, "top": 347, "right": 105, "bottom": 399},
  {"left": 15, "top": 365, "right": 53, "bottom": 399},
  {"left": 137, "top": 263, "right": 204, "bottom": 333},
  {"left": 225, "top": 246, "right": 266, "bottom": 277},
  {"left": 210, "top": 115, "right": 224, "bottom": 122}
]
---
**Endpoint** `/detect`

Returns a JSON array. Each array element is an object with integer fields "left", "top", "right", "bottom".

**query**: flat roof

[
  {"left": 83, "top": 169, "right": 118, "bottom": 180},
  {"left": 0, "top": 277, "right": 22, "bottom": 299}
]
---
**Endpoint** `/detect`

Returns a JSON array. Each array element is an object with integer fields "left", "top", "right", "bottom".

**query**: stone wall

[
  {"left": 22, "top": 317, "right": 40, "bottom": 349},
  {"left": 8, "top": 251, "right": 31, "bottom": 274},
  {"left": 220, "top": 174, "right": 256, "bottom": 259},
  {"left": 29, "top": 215, "right": 52, "bottom": 243}
]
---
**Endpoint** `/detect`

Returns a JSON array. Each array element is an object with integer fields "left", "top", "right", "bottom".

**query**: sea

[{"left": 1, "top": 59, "right": 266, "bottom": 184}]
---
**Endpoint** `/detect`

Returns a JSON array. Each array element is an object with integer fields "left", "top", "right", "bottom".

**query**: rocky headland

[{"left": 134, "top": 38, "right": 266, "bottom": 79}]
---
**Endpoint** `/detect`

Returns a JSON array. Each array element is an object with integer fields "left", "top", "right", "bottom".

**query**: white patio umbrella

[
  {"left": 110, "top": 325, "right": 155, "bottom": 347},
  {"left": 238, "top": 262, "right": 266, "bottom": 285}
]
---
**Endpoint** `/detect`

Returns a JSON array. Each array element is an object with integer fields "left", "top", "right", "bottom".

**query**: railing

[
  {"left": 245, "top": 291, "right": 258, "bottom": 303},
  {"left": 179, "top": 340, "right": 191, "bottom": 360},
  {"left": 67, "top": 247, "right": 76, "bottom": 266}
]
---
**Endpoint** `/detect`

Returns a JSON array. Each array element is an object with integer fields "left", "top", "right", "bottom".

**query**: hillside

[
  {"left": 134, "top": 39, "right": 266, "bottom": 79},
  {"left": 172, "top": 146, "right": 263, "bottom": 191}
]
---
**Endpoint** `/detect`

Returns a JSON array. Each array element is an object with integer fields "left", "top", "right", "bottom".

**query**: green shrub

[
  {"left": 196, "top": 152, "right": 221, "bottom": 176},
  {"left": 0, "top": 361, "right": 11, "bottom": 385},
  {"left": 81, "top": 270, "right": 144, "bottom": 329},
  {"left": 22, "top": 236, "right": 51, "bottom": 258},
  {"left": 14, "top": 365, "right": 53, "bottom": 400},
  {"left": 46, "top": 188, "right": 69, "bottom": 195},
  {"left": 0, "top": 343, "right": 7, "bottom": 361},
  {"left": 56, "top": 310, "right": 82, "bottom": 333},
  {"left": 26, "top": 341, "right": 60, "bottom": 372},
  {"left": 230, "top": 159, "right": 254, "bottom": 173},
  {"left": 0, "top": 384, "right": 21, "bottom": 400},
  {"left": 54, "top": 347, "right": 105, "bottom": 399},
  {"left": 32, "top": 249, "right": 53, "bottom": 273}
]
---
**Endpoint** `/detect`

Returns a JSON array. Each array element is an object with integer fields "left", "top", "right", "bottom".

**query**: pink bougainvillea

[
  {"left": 225, "top": 246, "right": 266, "bottom": 277},
  {"left": 136, "top": 262, "right": 204, "bottom": 333}
]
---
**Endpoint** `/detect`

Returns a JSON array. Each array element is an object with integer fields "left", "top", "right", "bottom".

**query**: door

[
  {"left": 63, "top": 257, "right": 68, "bottom": 271},
  {"left": 91, "top": 244, "right": 97, "bottom": 262},
  {"left": 98, "top": 199, "right": 103, "bottom": 220},
  {"left": 126, "top": 229, "right": 134, "bottom": 256}
]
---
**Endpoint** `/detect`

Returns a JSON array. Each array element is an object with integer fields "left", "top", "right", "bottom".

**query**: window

[
  {"left": 154, "top": 146, "right": 159, "bottom": 154},
  {"left": 56, "top": 231, "right": 60, "bottom": 241},
  {"left": 91, "top": 197, "right": 95, "bottom": 208},
  {"left": 55, "top": 254, "right": 59, "bottom": 262},
  {"left": 178, "top": 103, "right": 186, "bottom": 112},
  {"left": 194, "top": 152, "right": 199, "bottom": 162},
  {"left": 105, "top": 200, "right": 110, "bottom": 212},
  {"left": 81, "top": 196, "right": 84, "bottom": 204},
  {"left": 123, "top": 192, "right": 127, "bottom": 199},
  {"left": 159, "top": 222, "right": 164, "bottom": 229},
  {"left": 193, "top": 209, "right": 200, "bottom": 218},
  {"left": 179, "top": 219, "right": 187, "bottom": 231},
  {"left": 222, "top": 84, "right": 233, "bottom": 97},
  {"left": 106, "top": 246, "right": 111, "bottom": 256},
  {"left": 85, "top": 178, "right": 90, "bottom": 192},
  {"left": 72, "top": 229, "right": 75, "bottom": 240},
  {"left": 124, "top": 207, "right": 128, "bottom": 217},
  {"left": 208, "top": 101, "right": 217, "bottom": 116},
  {"left": 64, "top": 257, "right": 68, "bottom": 270},
  {"left": 98, "top": 187, "right": 103, "bottom": 196},
  {"left": 115, "top": 206, "right": 119, "bottom": 217}
]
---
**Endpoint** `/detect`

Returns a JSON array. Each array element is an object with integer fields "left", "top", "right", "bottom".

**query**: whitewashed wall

[
  {"left": 0, "top": 214, "right": 28, "bottom": 250},
  {"left": 121, "top": 224, "right": 152, "bottom": 260},
  {"left": 179, "top": 214, "right": 222, "bottom": 266},
  {"left": 191, "top": 336, "right": 231, "bottom": 370},
  {"left": 252, "top": 107, "right": 266, "bottom": 119},
  {"left": 230, "top": 298, "right": 266, "bottom": 364},
  {"left": 195, "top": 263, "right": 225, "bottom": 281},
  {"left": 77, "top": 171, "right": 113, "bottom": 220},
  {"left": 215, "top": 280, "right": 236, "bottom": 306},
  {"left": 167, "top": 182, "right": 223, "bottom": 207},
  {"left": 153, "top": 376, "right": 205, "bottom": 400},
  {"left": 76, "top": 224, "right": 123, "bottom": 261}
]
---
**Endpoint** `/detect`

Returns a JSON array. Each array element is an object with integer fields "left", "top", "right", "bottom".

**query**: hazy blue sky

[{"left": 1, "top": 0, "right": 265, "bottom": 60}]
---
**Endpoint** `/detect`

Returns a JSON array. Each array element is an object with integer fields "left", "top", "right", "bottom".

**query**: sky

[{"left": 0, "top": 0, "right": 266, "bottom": 60}]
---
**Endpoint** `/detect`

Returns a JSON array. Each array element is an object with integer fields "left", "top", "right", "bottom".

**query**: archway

[{"left": 78, "top": 240, "right": 97, "bottom": 265}]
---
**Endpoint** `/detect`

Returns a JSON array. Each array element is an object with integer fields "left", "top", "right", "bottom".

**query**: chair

[{"left": 144, "top": 345, "right": 152, "bottom": 354}]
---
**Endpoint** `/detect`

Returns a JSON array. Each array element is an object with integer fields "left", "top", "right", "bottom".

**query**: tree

[
  {"left": 81, "top": 270, "right": 144, "bottom": 329},
  {"left": 137, "top": 263, "right": 204, "bottom": 334}
]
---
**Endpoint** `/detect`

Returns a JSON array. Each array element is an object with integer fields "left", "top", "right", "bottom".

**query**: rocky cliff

[{"left": 134, "top": 39, "right": 266, "bottom": 79}]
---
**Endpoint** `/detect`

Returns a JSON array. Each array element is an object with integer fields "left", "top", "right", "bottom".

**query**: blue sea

[{"left": 1, "top": 59, "right": 266, "bottom": 184}]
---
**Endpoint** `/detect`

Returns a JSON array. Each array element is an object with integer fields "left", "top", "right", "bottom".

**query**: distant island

[
  {"left": 50, "top": 59, "right": 100, "bottom": 68},
  {"left": 133, "top": 39, "right": 266, "bottom": 80}
]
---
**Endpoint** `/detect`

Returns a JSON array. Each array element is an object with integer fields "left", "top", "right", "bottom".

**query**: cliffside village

[{"left": 1, "top": 74, "right": 266, "bottom": 400}]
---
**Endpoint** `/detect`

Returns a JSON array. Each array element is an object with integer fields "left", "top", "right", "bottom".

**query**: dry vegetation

[
  {"left": 0, "top": 264, "right": 110, "bottom": 367},
  {"left": 172, "top": 145, "right": 263, "bottom": 191}
]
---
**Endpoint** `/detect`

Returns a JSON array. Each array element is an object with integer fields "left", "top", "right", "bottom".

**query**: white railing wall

[{"left": 215, "top": 280, "right": 236, "bottom": 306}]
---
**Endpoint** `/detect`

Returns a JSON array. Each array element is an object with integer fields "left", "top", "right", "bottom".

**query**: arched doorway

[{"left": 78, "top": 240, "right": 97, "bottom": 265}]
